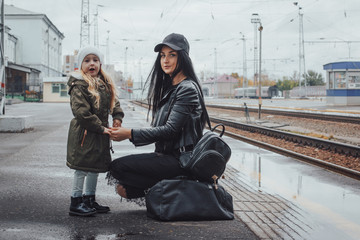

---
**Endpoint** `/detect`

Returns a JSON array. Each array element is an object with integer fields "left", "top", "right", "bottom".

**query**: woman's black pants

[{"left": 109, "top": 152, "right": 186, "bottom": 198}]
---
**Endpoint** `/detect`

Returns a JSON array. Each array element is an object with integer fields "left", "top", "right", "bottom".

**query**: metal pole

[
  {"left": 258, "top": 24, "right": 263, "bottom": 119},
  {"left": 0, "top": 0, "right": 6, "bottom": 115},
  {"left": 300, "top": 12, "right": 307, "bottom": 97},
  {"left": 240, "top": 32, "right": 247, "bottom": 98},
  {"left": 106, "top": 30, "right": 110, "bottom": 64},
  {"left": 124, "top": 46, "right": 128, "bottom": 98},
  {"left": 214, "top": 48, "right": 217, "bottom": 98}
]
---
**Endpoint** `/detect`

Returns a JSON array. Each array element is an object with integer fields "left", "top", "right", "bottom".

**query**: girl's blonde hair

[{"left": 80, "top": 68, "right": 118, "bottom": 113}]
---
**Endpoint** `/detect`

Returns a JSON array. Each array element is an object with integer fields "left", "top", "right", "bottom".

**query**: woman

[{"left": 108, "top": 33, "right": 206, "bottom": 199}]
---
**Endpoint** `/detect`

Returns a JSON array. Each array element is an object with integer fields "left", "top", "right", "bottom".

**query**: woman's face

[
  {"left": 160, "top": 46, "right": 178, "bottom": 76},
  {"left": 81, "top": 54, "right": 101, "bottom": 77}
]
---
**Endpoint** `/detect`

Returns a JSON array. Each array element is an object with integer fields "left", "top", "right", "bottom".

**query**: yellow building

[{"left": 43, "top": 77, "right": 69, "bottom": 103}]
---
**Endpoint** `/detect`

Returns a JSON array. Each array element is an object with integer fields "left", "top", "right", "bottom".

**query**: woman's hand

[
  {"left": 113, "top": 119, "right": 122, "bottom": 128},
  {"left": 110, "top": 127, "right": 132, "bottom": 141}
]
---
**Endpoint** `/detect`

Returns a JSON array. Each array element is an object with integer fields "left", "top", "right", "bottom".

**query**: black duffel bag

[{"left": 145, "top": 178, "right": 234, "bottom": 221}]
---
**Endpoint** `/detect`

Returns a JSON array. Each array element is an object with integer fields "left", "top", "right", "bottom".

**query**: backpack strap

[{"left": 191, "top": 82, "right": 211, "bottom": 129}]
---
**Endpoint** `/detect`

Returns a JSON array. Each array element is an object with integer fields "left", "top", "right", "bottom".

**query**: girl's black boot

[
  {"left": 83, "top": 195, "right": 110, "bottom": 213},
  {"left": 69, "top": 196, "right": 96, "bottom": 216}
]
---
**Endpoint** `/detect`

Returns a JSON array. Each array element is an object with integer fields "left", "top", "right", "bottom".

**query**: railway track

[
  {"left": 210, "top": 116, "right": 360, "bottom": 180},
  {"left": 207, "top": 104, "right": 360, "bottom": 124},
  {"left": 131, "top": 100, "right": 360, "bottom": 180}
]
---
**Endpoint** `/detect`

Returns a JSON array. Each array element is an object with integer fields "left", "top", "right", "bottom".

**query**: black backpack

[{"left": 179, "top": 122, "right": 231, "bottom": 183}]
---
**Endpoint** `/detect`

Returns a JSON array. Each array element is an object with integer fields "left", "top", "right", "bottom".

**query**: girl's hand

[
  {"left": 103, "top": 127, "right": 112, "bottom": 135},
  {"left": 113, "top": 119, "right": 122, "bottom": 127}
]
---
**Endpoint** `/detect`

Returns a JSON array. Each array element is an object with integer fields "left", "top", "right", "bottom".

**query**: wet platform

[
  {"left": 121, "top": 100, "right": 360, "bottom": 240},
  {"left": 1, "top": 100, "right": 359, "bottom": 240}
]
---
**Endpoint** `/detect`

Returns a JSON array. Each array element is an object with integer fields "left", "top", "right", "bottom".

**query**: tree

[
  {"left": 276, "top": 76, "right": 298, "bottom": 91},
  {"left": 304, "top": 70, "right": 325, "bottom": 86}
]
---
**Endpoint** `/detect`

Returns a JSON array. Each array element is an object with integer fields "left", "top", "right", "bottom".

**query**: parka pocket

[{"left": 81, "top": 129, "right": 87, "bottom": 147}]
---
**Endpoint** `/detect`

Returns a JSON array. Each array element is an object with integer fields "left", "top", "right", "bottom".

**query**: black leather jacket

[{"left": 131, "top": 79, "right": 204, "bottom": 157}]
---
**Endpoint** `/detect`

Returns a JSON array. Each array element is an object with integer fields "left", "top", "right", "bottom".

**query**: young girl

[{"left": 66, "top": 46, "right": 124, "bottom": 216}]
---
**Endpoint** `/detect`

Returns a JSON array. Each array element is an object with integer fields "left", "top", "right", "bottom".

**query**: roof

[
  {"left": 7, "top": 63, "right": 41, "bottom": 73},
  {"left": 43, "top": 77, "right": 68, "bottom": 83},
  {"left": 323, "top": 61, "right": 360, "bottom": 70}
]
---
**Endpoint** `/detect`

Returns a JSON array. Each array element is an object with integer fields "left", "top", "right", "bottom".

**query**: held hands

[
  {"left": 109, "top": 127, "right": 132, "bottom": 142},
  {"left": 103, "top": 119, "right": 131, "bottom": 141}
]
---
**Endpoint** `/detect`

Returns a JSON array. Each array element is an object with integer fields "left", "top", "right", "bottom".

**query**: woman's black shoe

[
  {"left": 69, "top": 197, "right": 96, "bottom": 216},
  {"left": 83, "top": 195, "right": 110, "bottom": 213}
]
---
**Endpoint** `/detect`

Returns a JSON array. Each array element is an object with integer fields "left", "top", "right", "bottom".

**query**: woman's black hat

[{"left": 154, "top": 33, "right": 189, "bottom": 54}]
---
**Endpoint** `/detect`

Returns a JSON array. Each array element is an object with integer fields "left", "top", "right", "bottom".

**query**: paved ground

[{"left": 0, "top": 102, "right": 259, "bottom": 240}]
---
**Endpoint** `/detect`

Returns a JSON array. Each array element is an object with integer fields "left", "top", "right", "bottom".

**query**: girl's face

[
  {"left": 81, "top": 54, "right": 101, "bottom": 77},
  {"left": 160, "top": 46, "right": 178, "bottom": 76}
]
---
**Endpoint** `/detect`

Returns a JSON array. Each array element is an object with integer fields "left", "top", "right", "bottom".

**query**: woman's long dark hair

[{"left": 143, "top": 49, "right": 205, "bottom": 125}]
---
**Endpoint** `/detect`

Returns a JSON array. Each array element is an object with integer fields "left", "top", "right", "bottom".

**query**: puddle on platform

[{"left": 228, "top": 148, "right": 360, "bottom": 240}]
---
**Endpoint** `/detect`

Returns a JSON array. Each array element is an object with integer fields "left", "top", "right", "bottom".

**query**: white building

[{"left": 5, "top": 4, "right": 64, "bottom": 91}]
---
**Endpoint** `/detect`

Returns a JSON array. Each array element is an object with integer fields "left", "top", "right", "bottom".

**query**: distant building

[
  {"left": 323, "top": 61, "right": 360, "bottom": 105},
  {"left": 43, "top": 77, "right": 69, "bottom": 103},
  {"left": 4, "top": 4, "right": 65, "bottom": 94},
  {"left": 2, "top": 22, "right": 41, "bottom": 96},
  {"left": 202, "top": 74, "right": 238, "bottom": 98},
  {"left": 63, "top": 53, "right": 78, "bottom": 75}
]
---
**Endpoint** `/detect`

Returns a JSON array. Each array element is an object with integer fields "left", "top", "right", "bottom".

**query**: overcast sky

[{"left": 5, "top": 0, "right": 360, "bottom": 82}]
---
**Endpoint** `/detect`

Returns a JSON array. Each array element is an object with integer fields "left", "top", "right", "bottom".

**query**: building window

[
  {"left": 52, "top": 83, "right": 60, "bottom": 93},
  {"left": 329, "top": 72, "right": 334, "bottom": 89},
  {"left": 60, "top": 84, "right": 68, "bottom": 97},
  {"left": 334, "top": 71, "right": 346, "bottom": 89},
  {"left": 347, "top": 72, "right": 360, "bottom": 89}
]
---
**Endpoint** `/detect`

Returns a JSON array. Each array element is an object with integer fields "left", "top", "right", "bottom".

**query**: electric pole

[
  {"left": 93, "top": 4, "right": 104, "bottom": 49},
  {"left": 214, "top": 48, "right": 217, "bottom": 98},
  {"left": 80, "top": 0, "right": 90, "bottom": 48},
  {"left": 240, "top": 32, "right": 247, "bottom": 98},
  {"left": 0, "top": 0, "right": 6, "bottom": 115},
  {"left": 251, "top": 13, "right": 260, "bottom": 88},
  {"left": 294, "top": 2, "right": 306, "bottom": 97},
  {"left": 106, "top": 30, "right": 110, "bottom": 64}
]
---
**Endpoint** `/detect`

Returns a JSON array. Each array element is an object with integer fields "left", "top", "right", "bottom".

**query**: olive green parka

[{"left": 66, "top": 72, "right": 124, "bottom": 173}]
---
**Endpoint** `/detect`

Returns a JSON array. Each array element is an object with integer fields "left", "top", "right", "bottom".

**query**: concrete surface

[
  {"left": 0, "top": 115, "right": 34, "bottom": 132},
  {"left": 0, "top": 102, "right": 258, "bottom": 240}
]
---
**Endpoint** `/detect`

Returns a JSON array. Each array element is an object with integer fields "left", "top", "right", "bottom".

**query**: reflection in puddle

[{"left": 229, "top": 148, "right": 360, "bottom": 240}]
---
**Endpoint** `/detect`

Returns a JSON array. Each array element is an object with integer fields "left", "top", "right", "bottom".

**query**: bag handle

[{"left": 211, "top": 123, "right": 225, "bottom": 137}]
